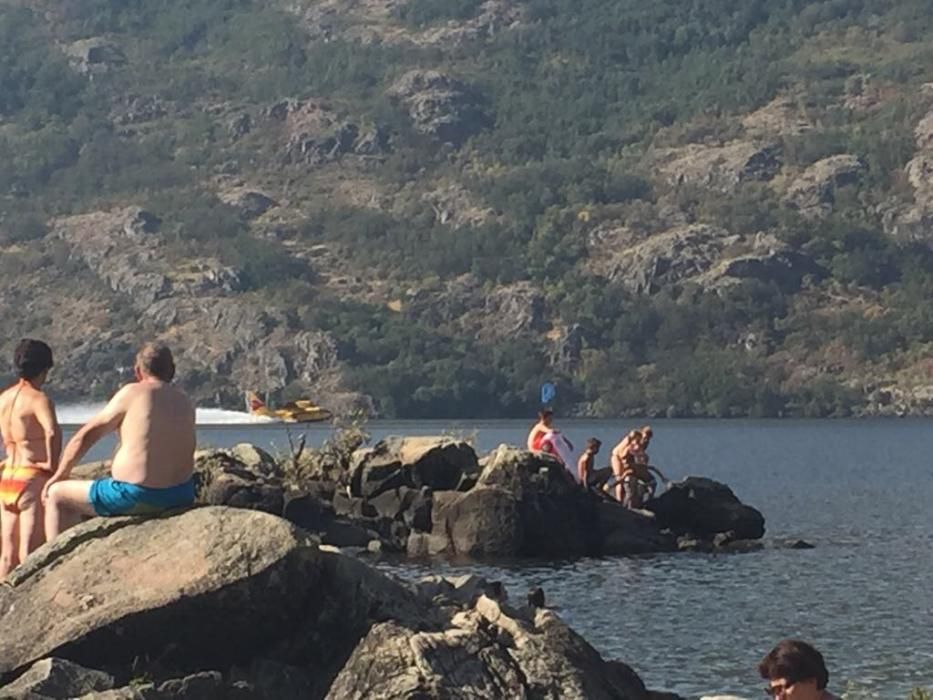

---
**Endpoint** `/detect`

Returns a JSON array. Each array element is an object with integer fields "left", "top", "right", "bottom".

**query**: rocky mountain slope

[{"left": 3, "top": 0, "right": 933, "bottom": 416}]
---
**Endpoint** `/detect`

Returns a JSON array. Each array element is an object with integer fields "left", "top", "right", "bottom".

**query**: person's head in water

[
  {"left": 586, "top": 438, "right": 601, "bottom": 454},
  {"left": 14, "top": 339, "right": 53, "bottom": 385},
  {"left": 538, "top": 409, "right": 554, "bottom": 428},
  {"left": 759, "top": 639, "right": 830, "bottom": 699},
  {"left": 135, "top": 342, "right": 175, "bottom": 382}
]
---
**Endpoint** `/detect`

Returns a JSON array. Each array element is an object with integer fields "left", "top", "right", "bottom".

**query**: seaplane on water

[{"left": 245, "top": 391, "right": 333, "bottom": 423}]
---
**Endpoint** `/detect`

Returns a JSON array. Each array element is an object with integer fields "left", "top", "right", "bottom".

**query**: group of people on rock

[
  {"left": 0, "top": 338, "right": 197, "bottom": 577},
  {"left": 526, "top": 409, "right": 668, "bottom": 509}
]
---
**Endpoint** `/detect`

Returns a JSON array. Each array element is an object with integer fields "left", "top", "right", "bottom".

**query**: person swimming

[
  {"left": 43, "top": 342, "right": 196, "bottom": 539},
  {"left": 0, "top": 339, "right": 61, "bottom": 577}
]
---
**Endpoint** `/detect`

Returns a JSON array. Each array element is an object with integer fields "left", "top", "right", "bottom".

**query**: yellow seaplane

[{"left": 245, "top": 391, "right": 333, "bottom": 423}]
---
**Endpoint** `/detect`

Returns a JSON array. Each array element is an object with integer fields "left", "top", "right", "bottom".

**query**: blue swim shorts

[{"left": 88, "top": 477, "right": 196, "bottom": 517}]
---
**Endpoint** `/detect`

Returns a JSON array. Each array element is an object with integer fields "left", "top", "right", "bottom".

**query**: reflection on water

[{"left": 58, "top": 415, "right": 933, "bottom": 697}]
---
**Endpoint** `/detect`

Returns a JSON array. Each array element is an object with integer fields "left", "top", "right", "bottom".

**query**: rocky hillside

[{"left": 3, "top": 0, "right": 933, "bottom": 417}]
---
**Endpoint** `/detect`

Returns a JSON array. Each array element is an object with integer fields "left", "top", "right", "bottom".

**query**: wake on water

[{"left": 57, "top": 403, "right": 275, "bottom": 426}]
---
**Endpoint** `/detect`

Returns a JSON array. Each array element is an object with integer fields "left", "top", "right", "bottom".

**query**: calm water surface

[{"left": 67, "top": 416, "right": 933, "bottom": 698}]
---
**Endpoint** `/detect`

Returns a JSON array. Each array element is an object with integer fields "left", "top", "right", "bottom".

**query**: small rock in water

[
  {"left": 367, "top": 540, "right": 383, "bottom": 554},
  {"left": 790, "top": 539, "right": 816, "bottom": 549}
]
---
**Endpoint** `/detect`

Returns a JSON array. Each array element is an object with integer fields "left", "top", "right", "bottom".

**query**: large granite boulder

[
  {"left": 596, "top": 501, "right": 677, "bottom": 555},
  {"left": 647, "top": 477, "right": 765, "bottom": 540},
  {"left": 411, "top": 486, "right": 522, "bottom": 557},
  {"left": 0, "top": 658, "right": 114, "bottom": 699},
  {"left": 349, "top": 436, "right": 479, "bottom": 499},
  {"left": 420, "top": 446, "right": 674, "bottom": 557},
  {"left": 0, "top": 508, "right": 321, "bottom": 679},
  {"left": 0, "top": 504, "right": 685, "bottom": 699}
]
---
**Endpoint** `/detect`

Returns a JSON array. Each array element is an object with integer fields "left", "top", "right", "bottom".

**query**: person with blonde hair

[
  {"left": 609, "top": 429, "right": 641, "bottom": 502},
  {"left": 43, "top": 342, "right": 196, "bottom": 539}
]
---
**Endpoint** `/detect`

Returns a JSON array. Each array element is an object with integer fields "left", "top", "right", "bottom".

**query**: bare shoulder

[
  {"left": 31, "top": 390, "right": 55, "bottom": 411},
  {"left": 110, "top": 382, "right": 145, "bottom": 409},
  {"left": 171, "top": 385, "right": 195, "bottom": 413}
]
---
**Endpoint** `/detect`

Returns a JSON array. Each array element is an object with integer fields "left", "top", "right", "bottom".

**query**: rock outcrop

[
  {"left": 0, "top": 506, "right": 681, "bottom": 699},
  {"left": 218, "top": 188, "right": 278, "bottom": 220},
  {"left": 349, "top": 436, "right": 479, "bottom": 498},
  {"left": 653, "top": 141, "right": 781, "bottom": 192},
  {"left": 64, "top": 38, "right": 127, "bottom": 74},
  {"left": 647, "top": 477, "right": 766, "bottom": 541},
  {"left": 409, "top": 443, "right": 673, "bottom": 558},
  {"left": 388, "top": 70, "right": 490, "bottom": 145},
  {"left": 262, "top": 99, "right": 389, "bottom": 164},
  {"left": 785, "top": 154, "right": 865, "bottom": 216},
  {"left": 109, "top": 439, "right": 763, "bottom": 561},
  {"left": 47, "top": 205, "right": 367, "bottom": 406},
  {"left": 883, "top": 106, "right": 933, "bottom": 242},
  {"left": 588, "top": 225, "right": 823, "bottom": 294}
]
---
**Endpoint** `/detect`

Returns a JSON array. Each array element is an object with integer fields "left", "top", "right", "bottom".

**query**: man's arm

[
  {"left": 49, "top": 386, "right": 131, "bottom": 482},
  {"left": 34, "top": 395, "right": 61, "bottom": 473}
]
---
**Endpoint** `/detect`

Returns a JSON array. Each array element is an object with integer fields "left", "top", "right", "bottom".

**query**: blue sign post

[{"left": 540, "top": 382, "right": 556, "bottom": 406}]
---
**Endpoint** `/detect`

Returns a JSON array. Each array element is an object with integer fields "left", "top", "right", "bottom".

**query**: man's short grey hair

[{"left": 136, "top": 342, "right": 175, "bottom": 382}]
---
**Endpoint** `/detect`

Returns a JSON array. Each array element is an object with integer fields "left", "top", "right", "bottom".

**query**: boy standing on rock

[
  {"left": 576, "top": 438, "right": 600, "bottom": 486},
  {"left": 42, "top": 342, "right": 196, "bottom": 539}
]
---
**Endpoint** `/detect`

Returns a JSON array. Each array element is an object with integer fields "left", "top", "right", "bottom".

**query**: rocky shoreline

[
  {"left": 0, "top": 508, "right": 687, "bottom": 699},
  {"left": 0, "top": 438, "right": 771, "bottom": 699},
  {"left": 72, "top": 436, "right": 767, "bottom": 558}
]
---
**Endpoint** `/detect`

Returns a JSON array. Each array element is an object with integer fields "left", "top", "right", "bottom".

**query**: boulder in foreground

[{"left": 0, "top": 507, "right": 682, "bottom": 699}]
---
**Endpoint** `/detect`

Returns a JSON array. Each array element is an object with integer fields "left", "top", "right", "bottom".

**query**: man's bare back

[
  {"left": 44, "top": 343, "right": 197, "bottom": 540},
  {"left": 110, "top": 381, "right": 195, "bottom": 488}
]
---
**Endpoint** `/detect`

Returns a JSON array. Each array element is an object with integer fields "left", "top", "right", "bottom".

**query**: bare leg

[
  {"left": 16, "top": 477, "right": 47, "bottom": 565},
  {"left": 611, "top": 465, "right": 624, "bottom": 502},
  {"left": 45, "top": 480, "right": 95, "bottom": 541},
  {"left": 0, "top": 506, "right": 19, "bottom": 577}
]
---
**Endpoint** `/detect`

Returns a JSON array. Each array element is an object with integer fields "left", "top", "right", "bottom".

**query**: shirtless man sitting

[
  {"left": 43, "top": 343, "right": 196, "bottom": 539},
  {"left": 0, "top": 339, "right": 60, "bottom": 576}
]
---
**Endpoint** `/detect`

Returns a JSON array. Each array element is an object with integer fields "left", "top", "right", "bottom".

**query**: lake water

[{"left": 61, "top": 411, "right": 933, "bottom": 699}]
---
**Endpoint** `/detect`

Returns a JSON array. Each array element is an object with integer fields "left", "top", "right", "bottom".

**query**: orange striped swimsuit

[{"left": 0, "top": 463, "right": 49, "bottom": 511}]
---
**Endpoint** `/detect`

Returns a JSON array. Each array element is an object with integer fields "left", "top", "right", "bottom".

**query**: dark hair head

[
  {"left": 538, "top": 409, "right": 554, "bottom": 421},
  {"left": 641, "top": 425, "right": 653, "bottom": 439},
  {"left": 14, "top": 339, "right": 53, "bottom": 380},
  {"left": 587, "top": 437, "right": 601, "bottom": 451},
  {"left": 136, "top": 342, "right": 175, "bottom": 382},
  {"left": 758, "top": 640, "right": 829, "bottom": 690}
]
